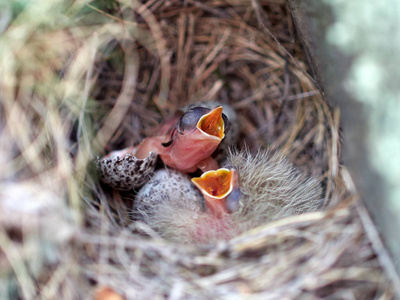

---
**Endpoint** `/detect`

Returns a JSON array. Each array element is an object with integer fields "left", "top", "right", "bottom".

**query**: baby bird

[
  {"left": 136, "top": 105, "right": 229, "bottom": 173},
  {"left": 133, "top": 148, "right": 323, "bottom": 244}
]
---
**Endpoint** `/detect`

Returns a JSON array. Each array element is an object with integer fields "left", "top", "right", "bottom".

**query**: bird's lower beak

[
  {"left": 192, "top": 168, "right": 238, "bottom": 217},
  {"left": 196, "top": 106, "right": 225, "bottom": 140}
]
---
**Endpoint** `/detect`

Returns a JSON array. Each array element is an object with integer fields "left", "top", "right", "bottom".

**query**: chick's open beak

[
  {"left": 196, "top": 106, "right": 225, "bottom": 140},
  {"left": 192, "top": 168, "right": 238, "bottom": 217}
]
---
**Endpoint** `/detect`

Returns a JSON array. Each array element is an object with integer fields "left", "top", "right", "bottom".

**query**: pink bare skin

[
  {"left": 189, "top": 213, "right": 238, "bottom": 243},
  {"left": 159, "top": 129, "right": 221, "bottom": 172},
  {"left": 136, "top": 136, "right": 219, "bottom": 172},
  {"left": 135, "top": 136, "right": 164, "bottom": 159}
]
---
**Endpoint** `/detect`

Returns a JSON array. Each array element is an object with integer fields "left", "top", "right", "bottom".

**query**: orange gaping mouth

[
  {"left": 191, "top": 168, "right": 233, "bottom": 199},
  {"left": 196, "top": 106, "right": 225, "bottom": 140}
]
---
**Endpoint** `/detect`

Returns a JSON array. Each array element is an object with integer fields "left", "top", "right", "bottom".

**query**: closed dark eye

[{"left": 177, "top": 107, "right": 210, "bottom": 133}]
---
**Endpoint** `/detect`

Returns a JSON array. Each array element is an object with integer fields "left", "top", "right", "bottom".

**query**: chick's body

[{"left": 134, "top": 149, "right": 323, "bottom": 245}]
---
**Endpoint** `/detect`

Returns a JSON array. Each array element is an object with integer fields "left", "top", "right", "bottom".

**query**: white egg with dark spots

[
  {"left": 96, "top": 148, "right": 157, "bottom": 191},
  {"left": 134, "top": 169, "right": 203, "bottom": 224}
]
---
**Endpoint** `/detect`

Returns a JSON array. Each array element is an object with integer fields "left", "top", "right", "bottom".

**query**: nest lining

[{"left": 0, "top": 0, "right": 397, "bottom": 299}]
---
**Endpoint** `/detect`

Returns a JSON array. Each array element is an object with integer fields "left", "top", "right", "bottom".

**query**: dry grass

[{"left": 0, "top": 0, "right": 398, "bottom": 299}]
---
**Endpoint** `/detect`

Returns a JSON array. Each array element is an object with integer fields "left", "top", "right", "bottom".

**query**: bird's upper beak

[
  {"left": 192, "top": 168, "right": 238, "bottom": 217},
  {"left": 196, "top": 106, "right": 225, "bottom": 141}
]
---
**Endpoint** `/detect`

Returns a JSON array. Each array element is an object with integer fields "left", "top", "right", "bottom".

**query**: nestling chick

[
  {"left": 134, "top": 148, "right": 323, "bottom": 244},
  {"left": 136, "top": 106, "right": 229, "bottom": 172}
]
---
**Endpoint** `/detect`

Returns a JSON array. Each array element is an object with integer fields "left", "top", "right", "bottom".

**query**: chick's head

[{"left": 159, "top": 106, "right": 229, "bottom": 173}]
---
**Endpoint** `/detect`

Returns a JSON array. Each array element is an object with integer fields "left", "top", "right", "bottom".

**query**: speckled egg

[
  {"left": 96, "top": 148, "right": 157, "bottom": 191},
  {"left": 133, "top": 168, "right": 204, "bottom": 223}
]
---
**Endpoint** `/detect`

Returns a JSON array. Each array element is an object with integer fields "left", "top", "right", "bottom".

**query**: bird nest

[{"left": 0, "top": 0, "right": 397, "bottom": 299}]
